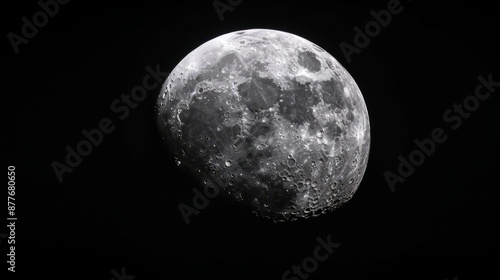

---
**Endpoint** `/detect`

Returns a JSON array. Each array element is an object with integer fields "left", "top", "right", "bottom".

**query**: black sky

[{"left": 4, "top": 0, "right": 499, "bottom": 279}]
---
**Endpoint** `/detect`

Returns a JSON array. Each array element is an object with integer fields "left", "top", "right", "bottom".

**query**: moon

[{"left": 156, "top": 29, "right": 370, "bottom": 221}]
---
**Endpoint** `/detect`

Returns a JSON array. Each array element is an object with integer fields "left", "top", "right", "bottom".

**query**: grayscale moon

[{"left": 156, "top": 29, "right": 370, "bottom": 221}]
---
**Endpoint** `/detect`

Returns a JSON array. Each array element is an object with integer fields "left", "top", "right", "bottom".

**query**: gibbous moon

[{"left": 156, "top": 29, "right": 370, "bottom": 221}]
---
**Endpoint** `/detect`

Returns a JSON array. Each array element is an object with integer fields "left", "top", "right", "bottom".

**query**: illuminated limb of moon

[{"left": 157, "top": 29, "right": 370, "bottom": 221}]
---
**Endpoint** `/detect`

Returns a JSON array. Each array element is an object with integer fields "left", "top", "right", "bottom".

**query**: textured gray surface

[{"left": 157, "top": 29, "right": 370, "bottom": 221}]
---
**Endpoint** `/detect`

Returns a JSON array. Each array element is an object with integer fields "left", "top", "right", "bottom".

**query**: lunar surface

[{"left": 156, "top": 29, "right": 370, "bottom": 221}]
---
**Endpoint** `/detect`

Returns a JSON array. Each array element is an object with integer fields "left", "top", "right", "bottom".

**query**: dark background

[{"left": 4, "top": 0, "right": 499, "bottom": 279}]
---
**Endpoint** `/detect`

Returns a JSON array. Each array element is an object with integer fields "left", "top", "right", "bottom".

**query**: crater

[
  {"left": 297, "top": 51, "right": 321, "bottom": 72},
  {"left": 238, "top": 75, "right": 280, "bottom": 112}
]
